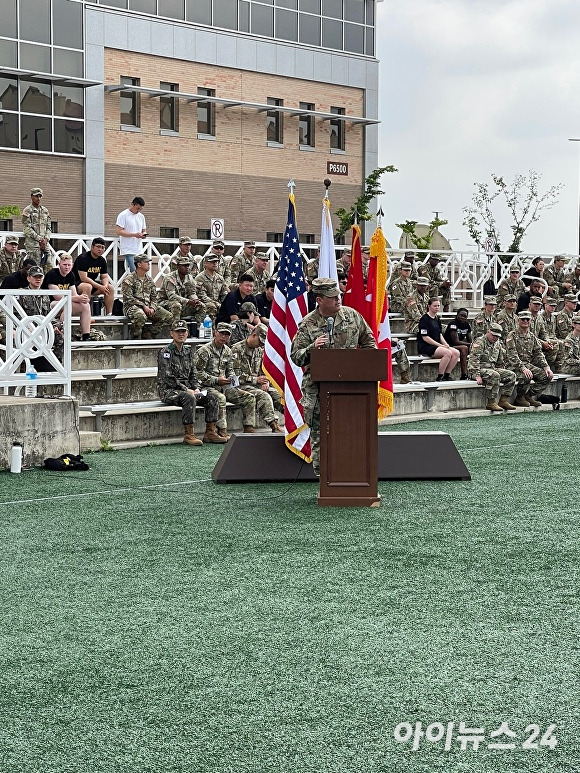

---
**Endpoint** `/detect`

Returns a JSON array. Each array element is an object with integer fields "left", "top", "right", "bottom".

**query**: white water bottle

[
  {"left": 10, "top": 443, "right": 22, "bottom": 473},
  {"left": 25, "top": 364, "right": 38, "bottom": 397},
  {"left": 202, "top": 314, "right": 212, "bottom": 339}
]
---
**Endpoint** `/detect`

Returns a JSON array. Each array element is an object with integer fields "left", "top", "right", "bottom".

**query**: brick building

[{"left": 0, "top": 0, "right": 380, "bottom": 243}]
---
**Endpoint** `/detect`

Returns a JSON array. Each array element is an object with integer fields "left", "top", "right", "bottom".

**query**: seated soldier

[
  {"left": 122, "top": 254, "right": 173, "bottom": 338},
  {"left": 496, "top": 265, "right": 525, "bottom": 309},
  {"left": 194, "top": 321, "right": 257, "bottom": 436},
  {"left": 157, "top": 319, "right": 225, "bottom": 445},
  {"left": 472, "top": 296, "right": 497, "bottom": 339},
  {"left": 231, "top": 323, "right": 283, "bottom": 432},
  {"left": 504, "top": 309, "right": 553, "bottom": 407},
  {"left": 402, "top": 276, "right": 430, "bottom": 333},
  {"left": 157, "top": 254, "right": 206, "bottom": 326},
  {"left": 468, "top": 322, "right": 517, "bottom": 411},
  {"left": 229, "top": 301, "right": 261, "bottom": 345},
  {"left": 561, "top": 314, "right": 580, "bottom": 374}
]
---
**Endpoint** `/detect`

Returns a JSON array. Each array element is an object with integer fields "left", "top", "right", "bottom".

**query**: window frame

[
  {"left": 120, "top": 75, "right": 140, "bottom": 130},
  {"left": 266, "top": 97, "right": 283, "bottom": 146},
  {"left": 329, "top": 105, "right": 345, "bottom": 152}
]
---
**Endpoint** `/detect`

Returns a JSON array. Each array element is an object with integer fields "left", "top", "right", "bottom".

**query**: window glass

[
  {"left": 322, "top": 18, "right": 342, "bottom": 49},
  {"left": 197, "top": 87, "right": 215, "bottom": 135},
  {"left": 299, "top": 13, "right": 320, "bottom": 44},
  {"left": 330, "top": 106, "right": 345, "bottom": 150},
  {"left": 365, "top": 25, "right": 374, "bottom": 56},
  {"left": 276, "top": 9, "right": 298, "bottom": 40},
  {"left": 53, "top": 0, "right": 83, "bottom": 49},
  {"left": 299, "top": 0, "right": 320, "bottom": 10},
  {"left": 20, "top": 0, "right": 51, "bottom": 44},
  {"left": 251, "top": 4, "right": 274, "bottom": 36},
  {"left": 20, "top": 43, "right": 51, "bottom": 74},
  {"left": 54, "top": 116, "right": 84, "bottom": 154},
  {"left": 54, "top": 86, "right": 84, "bottom": 119},
  {"left": 344, "top": 22, "right": 364, "bottom": 53},
  {"left": 277, "top": 0, "right": 298, "bottom": 8},
  {"left": 214, "top": 0, "right": 237, "bottom": 29},
  {"left": 20, "top": 80, "right": 52, "bottom": 115},
  {"left": 344, "top": 0, "right": 364, "bottom": 23},
  {"left": 0, "top": 78, "right": 18, "bottom": 111},
  {"left": 4, "top": 1, "right": 17, "bottom": 38},
  {"left": 158, "top": 0, "right": 185, "bottom": 19},
  {"left": 21, "top": 114, "right": 52, "bottom": 152},
  {"left": 240, "top": 1, "right": 250, "bottom": 31},
  {"left": 299, "top": 102, "right": 314, "bottom": 146},
  {"left": 365, "top": 0, "right": 374, "bottom": 25},
  {"left": 129, "top": 0, "right": 157, "bottom": 13},
  {"left": 266, "top": 97, "right": 283, "bottom": 143},
  {"left": 160, "top": 82, "right": 178, "bottom": 131},
  {"left": 53, "top": 49, "right": 84, "bottom": 78},
  {"left": 0, "top": 113, "right": 18, "bottom": 149},
  {"left": 186, "top": 0, "right": 211, "bottom": 23},
  {"left": 120, "top": 77, "right": 139, "bottom": 126},
  {"left": 101, "top": 0, "right": 128, "bottom": 6},
  {"left": 322, "top": 0, "right": 342, "bottom": 19},
  {"left": 0, "top": 40, "right": 18, "bottom": 69}
]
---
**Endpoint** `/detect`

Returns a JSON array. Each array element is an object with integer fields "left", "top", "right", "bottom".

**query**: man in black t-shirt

[
  {"left": 215, "top": 274, "right": 258, "bottom": 323},
  {"left": 44, "top": 253, "right": 92, "bottom": 339},
  {"left": 73, "top": 237, "right": 114, "bottom": 314}
]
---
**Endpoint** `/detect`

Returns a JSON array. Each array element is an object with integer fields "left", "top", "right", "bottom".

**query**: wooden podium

[{"left": 310, "top": 348, "right": 387, "bottom": 507}]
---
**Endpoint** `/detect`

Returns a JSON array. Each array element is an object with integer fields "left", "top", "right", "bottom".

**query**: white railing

[{"left": 0, "top": 290, "right": 72, "bottom": 396}]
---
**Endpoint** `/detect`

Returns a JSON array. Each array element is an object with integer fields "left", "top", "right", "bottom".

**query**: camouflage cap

[
  {"left": 27, "top": 265, "right": 43, "bottom": 277},
  {"left": 400, "top": 261, "right": 412, "bottom": 270},
  {"left": 504, "top": 294, "right": 517, "bottom": 302},
  {"left": 216, "top": 322, "right": 233, "bottom": 334},
  {"left": 255, "top": 323, "right": 268, "bottom": 343},
  {"left": 564, "top": 292, "right": 577, "bottom": 301},
  {"left": 240, "top": 301, "right": 257, "bottom": 313},
  {"left": 529, "top": 296, "right": 543, "bottom": 305},
  {"left": 518, "top": 310, "right": 532, "bottom": 319},
  {"left": 243, "top": 240, "right": 256, "bottom": 247},
  {"left": 483, "top": 295, "right": 498, "bottom": 305},
  {"left": 489, "top": 323, "right": 503, "bottom": 336},
  {"left": 553, "top": 254, "right": 568, "bottom": 262},
  {"left": 171, "top": 319, "right": 189, "bottom": 332},
  {"left": 30, "top": 187, "right": 43, "bottom": 196},
  {"left": 212, "top": 240, "right": 225, "bottom": 248},
  {"left": 572, "top": 314, "right": 580, "bottom": 324},
  {"left": 428, "top": 253, "right": 441, "bottom": 260},
  {"left": 544, "top": 297, "right": 557, "bottom": 306},
  {"left": 254, "top": 252, "right": 269, "bottom": 260},
  {"left": 509, "top": 266, "right": 521, "bottom": 272},
  {"left": 416, "top": 277, "right": 430, "bottom": 286},
  {"left": 404, "top": 250, "right": 415, "bottom": 258},
  {"left": 204, "top": 254, "right": 220, "bottom": 262},
  {"left": 174, "top": 256, "right": 192, "bottom": 266},
  {"left": 362, "top": 246, "right": 371, "bottom": 254},
  {"left": 179, "top": 236, "right": 192, "bottom": 245},
  {"left": 5, "top": 236, "right": 19, "bottom": 245},
  {"left": 343, "top": 247, "right": 352, "bottom": 255},
  {"left": 311, "top": 278, "right": 340, "bottom": 297},
  {"left": 134, "top": 254, "right": 151, "bottom": 264}
]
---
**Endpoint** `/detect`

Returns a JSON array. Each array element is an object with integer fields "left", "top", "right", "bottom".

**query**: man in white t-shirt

[{"left": 116, "top": 196, "right": 147, "bottom": 273}]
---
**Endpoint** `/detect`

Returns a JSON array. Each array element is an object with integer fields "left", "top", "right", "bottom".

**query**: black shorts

[{"left": 418, "top": 341, "right": 437, "bottom": 357}]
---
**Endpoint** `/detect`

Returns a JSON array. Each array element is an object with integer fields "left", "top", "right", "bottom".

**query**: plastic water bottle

[
  {"left": 25, "top": 364, "right": 38, "bottom": 397},
  {"left": 202, "top": 315, "right": 212, "bottom": 339},
  {"left": 10, "top": 443, "right": 22, "bottom": 474}
]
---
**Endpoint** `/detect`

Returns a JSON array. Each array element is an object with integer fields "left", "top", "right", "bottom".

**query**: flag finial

[
  {"left": 376, "top": 205, "right": 384, "bottom": 227},
  {"left": 287, "top": 179, "right": 295, "bottom": 196},
  {"left": 324, "top": 178, "right": 331, "bottom": 200}
]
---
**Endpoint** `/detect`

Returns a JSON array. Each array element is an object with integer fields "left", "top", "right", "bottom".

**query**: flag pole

[
  {"left": 288, "top": 178, "right": 295, "bottom": 196},
  {"left": 376, "top": 204, "right": 384, "bottom": 229}
]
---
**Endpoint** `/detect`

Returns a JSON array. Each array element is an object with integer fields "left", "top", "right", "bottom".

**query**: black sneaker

[
  {"left": 435, "top": 374, "right": 444, "bottom": 382},
  {"left": 442, "top": 374, "right": 452, "bottom": 381}
]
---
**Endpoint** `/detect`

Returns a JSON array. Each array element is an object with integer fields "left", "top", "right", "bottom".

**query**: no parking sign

[{"left": 210, "top": 218, "right": 225, "bottom": 240}]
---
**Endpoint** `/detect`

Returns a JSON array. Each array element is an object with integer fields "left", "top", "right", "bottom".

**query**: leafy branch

[
  {"left": 334, "top": 166, "right": 398, "bottom": 239},
  {"left": 395, "top": 218, "right": 449, "bottom": 250},
  {"left": 0, "top": 205, "right": 20, "bottom": 220}
]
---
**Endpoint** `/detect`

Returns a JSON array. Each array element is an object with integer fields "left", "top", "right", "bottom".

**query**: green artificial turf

[{"left": 0, "top": 411, "right": 578, "bottom": 772}]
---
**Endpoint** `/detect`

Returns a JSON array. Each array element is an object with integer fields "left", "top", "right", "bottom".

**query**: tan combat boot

[
  {"left": 269, "top": 420, "right": 283, "bottom": 433},
  {"left": 217, "top": 426, "right": 230, "bottom": 441},
  {"left": 204, "top": 422, "right": 227, "bottom": 444},
  {"left": 514, "top": 394, "right": 530, "bottom": 407},
  {"left": 183, "top": 424, "right": 203, "bottom": 446},
  {"left": 527, "top": 395, "right": 542, "bottom": 407},
  {"left": 243, "top": 425, "right": 256, "bottom": 433},
  {"left": 498, "top": 396, "right": 517, "bottom": 411},
  {"left": 486, "top": 398, "right": 503, "bottom": 412},
  {"left": 399, "top": 371, "right": 412, "bottom": 385}
]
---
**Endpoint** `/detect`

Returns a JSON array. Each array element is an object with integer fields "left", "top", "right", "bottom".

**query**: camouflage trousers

[
  {"left": 125, "top": 305, "right": 173, "bottom": 338},
  {"left": 469, "top": 367, "right": 516, "bottom": 401},
  {"left": 207, "top": 385, "right": 256, "bottom": 428},
  {"left": 516, "top": 365, "right": 552, "bottom": 396},
  {"left": 25, "top": 246, "right": 53, "bottom": 272},
  {"left": 159, "top": 299, "right": 207, "bottom": 325},
  {"left": 240, "top": 384, "right": 283, "bottom": 425},
  {"left": 561, "top": 360, "right": 580, "bottom": 376},
  {"left": 543, "top": 340, "right": 561, "bottom": 372},
  {"left": 394, "top": 347, "right": 410, "bottom": 375},
  {"left": 300, "top": 387, "right": 320, "bottom": 476},
  {"left": 201, "top": 301, "right": 220, "bottom": 321},
  {"left": 160, "top": 389, "right": 219, "bottom": 425}
]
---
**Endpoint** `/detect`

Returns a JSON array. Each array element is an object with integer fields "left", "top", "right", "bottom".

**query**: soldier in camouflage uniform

[
  {"left": 122, "top": 254, "right": 173, "bottom": 338},
  {"left": 226, "top": 240, "right": 256, "bottom": 287},
  {"left": 472, "top": 296, "right": 498, "bottom": 339},
  {"left": 21, "top": 187, "right": 53, "bottom": 271},
  {"left": 229, "top": 301, "right": 260, "bottom": 346},
  {"left": 543, "top": 255, "right": 573, "bottom": 301},
  {"left": 246, "top": 252, "right": 272, "bottom": 295},
  {"left": 528, "top": 295, "right": 560, "bottom": 371},
  {"left": 0, "top": 236, "right": 23, "bottom": 283},
  {"left": 494, "top": 294, "right": 518, "bottom": 336},
  {"left": 561, "top": 315, "right": 580, "bottom": 374},
  {"left": 305, "top": 249, "right": 321, "bottom": 282},
  {"left": 403, "top": 277, "right": 430, "bottom": 333},
  {"left": 467, "top": 323, "right": 517, "bottom": 411},
  {"left": 194, "top": 321, "right": 256, "bottom": 436},
  {"left": 388, "top": 261, "right": 414, "bottom": 314},
  {"left": 205, "top": 240, "right": 228, "bottom": 278},
  {"left": 290, "top": 278, "right": 376, "bottom": 477},
  {"left": 418, "top": 253, "right": 451, "bottom": 310},
  {"left": 336, "top": 246, "right": 351, "bottom": 277},
  {"left": 496, "top": 266, "right": 525, "bottom": 309},
  {"left": 173, "top": 237, "right": 203, "bottom": 274},
  {"left": 231, "top": 323, "right": 283, "bottom": 432},
  {"left": 389, "top": 251, "right": 419, "bottom": 285},
  {"left": 555, "top": 293, "right": 578, "bottom": 341},
  {"left": 504, "top": 309, "right": 553, "bottom": 407},
  {"left": 157, "top": 256, "right": 206, "bottom": 325},
  {"left": 157, "top": 319, "right": 225, "bottom": 445},
  {"left": 564, "top": 264, "right": 580, "bottom": 294},
  {"left": 194, "top": 255, "right": 229, "bottom": 320},
  {"left": 19, "top": 265, "right": 63, "bottom": 366}
]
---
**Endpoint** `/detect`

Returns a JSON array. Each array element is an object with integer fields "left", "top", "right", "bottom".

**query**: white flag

[{"left": 318, "top": 197, "right": 338, "bottom": 282}]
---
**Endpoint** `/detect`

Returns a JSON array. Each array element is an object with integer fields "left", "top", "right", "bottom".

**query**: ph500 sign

[{"left": 327, "top": 161, "right": 349, "bottom": 176}]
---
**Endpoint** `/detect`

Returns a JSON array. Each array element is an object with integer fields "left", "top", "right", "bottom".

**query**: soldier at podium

[{"left": 290, "top": 277, "right": 376, "bottom": 477}]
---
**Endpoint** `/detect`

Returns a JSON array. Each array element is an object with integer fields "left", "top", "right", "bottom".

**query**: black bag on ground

[
  {"left": 538, "top": 394, "right": 560, "bottom": 410},
  {"left": 44, "top": 453, "right": 89, "bottom": 471}
]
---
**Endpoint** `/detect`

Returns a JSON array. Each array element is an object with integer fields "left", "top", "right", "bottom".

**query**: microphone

[{"left": 326, "top": 316, "right": 334, "bottom": 347}]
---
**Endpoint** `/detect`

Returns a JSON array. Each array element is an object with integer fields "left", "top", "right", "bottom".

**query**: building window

[
  {"left": 197, "top": 228, "right": 211, "bottom": 240},
  {"left": 160, "top": 227, "right": 179, "bottom": 239},
  {"left": 0, "top": 220, "right": 14, "bottom": 232},
  {"left": 197, "top": 87, "right": 215, "bottom": 137},
  {"left": 299, "top": 102, "right": 315, "bottom": 147},
  {"left": 329, "top": 106, "right": 345, "bottom": 151},
  {"left": 266, "top": 232, "right": 284, "bottom": 244},
  {"left": 266, "top": 97, "right": 283, "bottom": 145},
  {"left": 160, "top": 82, "right": 178, "bottom": 132},
  {"left": 120, "top": 76, "right": 140, "bottom": 128}
]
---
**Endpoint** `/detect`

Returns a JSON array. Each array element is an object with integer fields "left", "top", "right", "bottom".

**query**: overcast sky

[{"left": 375, "top": 0, "right": 580, "bottom": 255}]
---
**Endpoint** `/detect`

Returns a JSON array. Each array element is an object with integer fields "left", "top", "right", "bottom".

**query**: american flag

[{"left": 263, "top": 194, "right": 312, "bottom": 461}]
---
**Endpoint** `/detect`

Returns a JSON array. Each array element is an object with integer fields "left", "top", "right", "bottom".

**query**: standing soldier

[
  {"left": 504, "top": 310, "right": 553, "bottom": 407},
  {"left": 122, "top": 254, "right": 173, "bottom": 338},
  {"left": 22, "top": 187, "right": 52, "bottom": 270},
  {"left": 157, "top": 319, "right": 225, "bottom": 445},
  {"left": 468, "top": 323, "right": 517, "bottom": 411},
  {"left": 418, "top": 253, "right": 451, "bottom": 310}
]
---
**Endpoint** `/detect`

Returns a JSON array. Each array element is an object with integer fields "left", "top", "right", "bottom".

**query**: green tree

[
  {"left": 462, "top": 171, "right": 562, "bottom": 254},
  {"left": 334, "top": 166, "right": 397, "bottom": 239},
  {"left": 395, "top": 217, "right": 449, "bottom": 250},
  {"left": 0, "top": 205, "right": 20, "bottom": 221}
]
